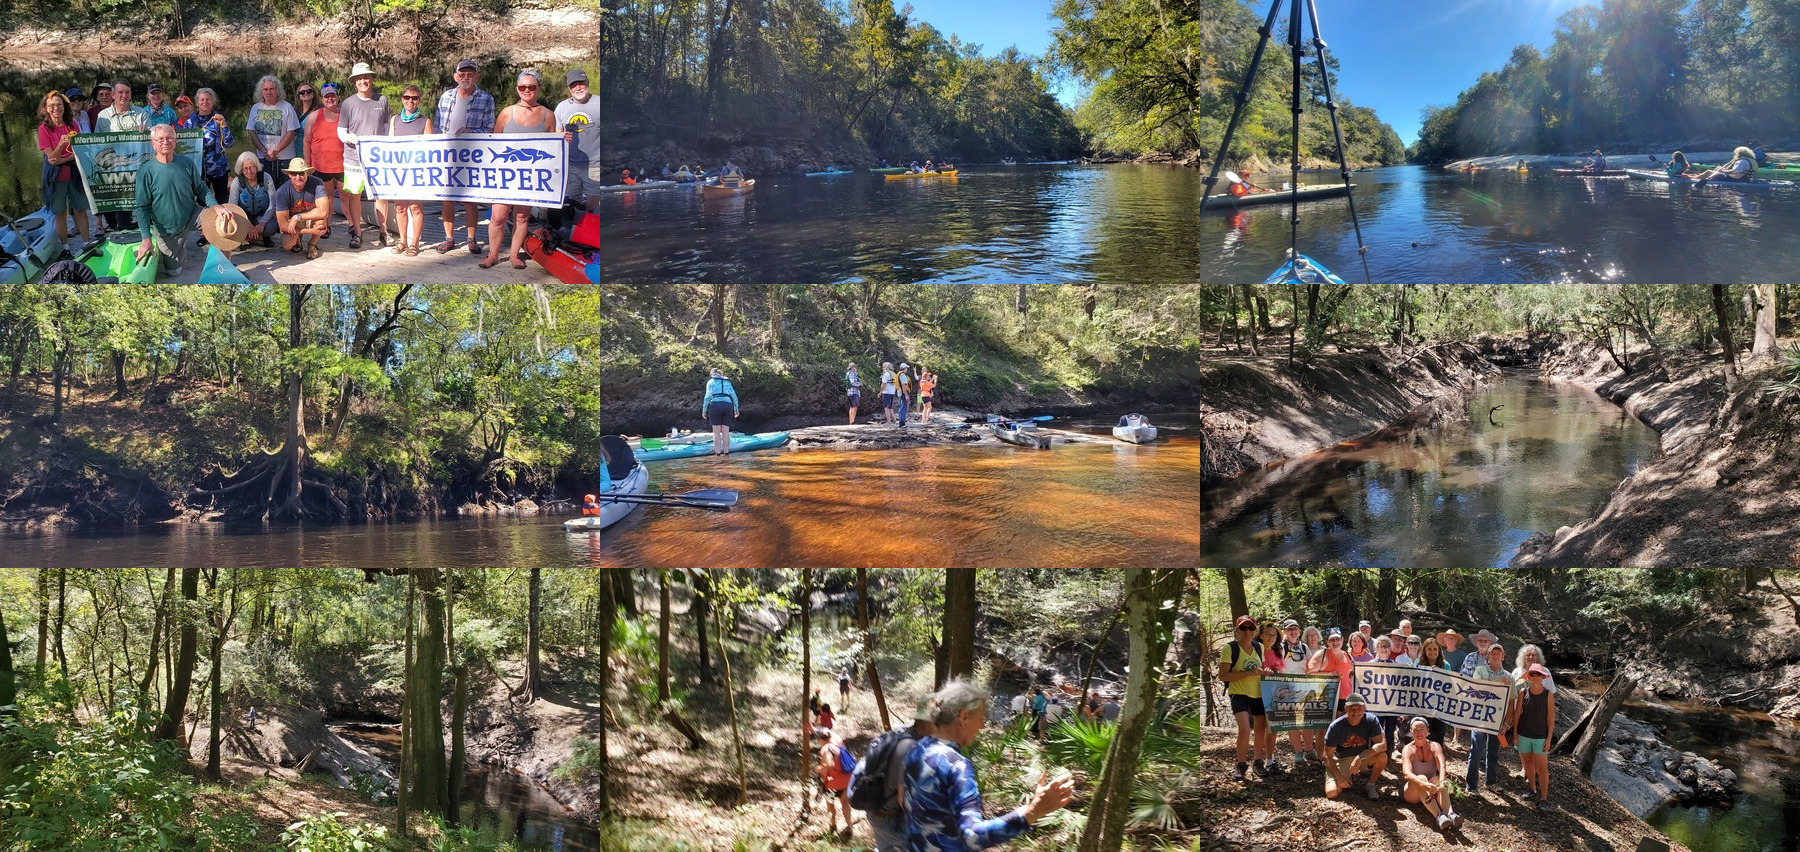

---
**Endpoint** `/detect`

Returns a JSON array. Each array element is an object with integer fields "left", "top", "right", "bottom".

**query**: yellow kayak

[
  {"left": 885, "top": 169, "right": 959, "bottom": 181},
  {"left": 701, "top": 179, "right": 755, "bottom": 197}
]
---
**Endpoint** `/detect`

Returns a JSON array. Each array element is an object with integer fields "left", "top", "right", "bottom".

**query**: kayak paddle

[{"left": 603, "top": 489, "right": 740, "bottom": 511}]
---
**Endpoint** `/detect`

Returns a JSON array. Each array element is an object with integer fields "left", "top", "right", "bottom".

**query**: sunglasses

[
  {"left": 401, "top": 94, "right": 421, "bottom": 100},
  {"left": 1236, "top": 625, "right": 1256, "bottom": 632},
  {"left": 298, "top": 90, "right": 315, "bottom": 95},
  {"left": 1527, "top": 672, "right": 1545, "bottom": 678},
  {"left": 518, "top": 85, "right": 538, "bottom": 91}
]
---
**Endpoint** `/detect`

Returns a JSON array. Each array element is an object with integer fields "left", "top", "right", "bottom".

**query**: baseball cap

[
  {"left": 913, "top": 695, "right": 934, "bottom": 722},
  {"left": 320, "top": 83, "right": 340, "bottom": 95},
  {"left": 1357, "top": 620, "right": 1371, "bottom": 628},
  {"left": 1528, "top": 663, "right": 1551, "bottom": 677},
  {"left": 566, "top": 68, "right": 589, "bottom": 87},
  {"left": 65, "top": 87, "right": 86, "bottom": 100},
  {"left": 174, "top": 94, "right": 192, "bottom": 105},
  {"left": 146, "top": 83, "right": 162, "bottom": 94},
  {"left": 1280, "top": 619, "right": 1299, "bottom": 629},
  {"left": 1234, "top": 615, "right": 1257, "bottom": 630},
  {"left": 1326, "top": 627, "right": 1343, "bottom": 638},
  {"left": 456, "top": 58, "right": 479, "bottom": 72},
  {"left": 1344, "top": 693, "right": 1368, "bottom": 707}
]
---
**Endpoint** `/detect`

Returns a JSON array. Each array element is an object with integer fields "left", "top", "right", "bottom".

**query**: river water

[
  {"left": 0, "top": 518, "right": 607, "bottom": 849},
  {"left": 1202, "top": 375, "right": 1798, "bottom": 849},
  {"left": 597, "top": 417, "right": 1201, "bottom": 570},
  {"left": 600, "top": 164, "right": 1800, "bottom": 286}
]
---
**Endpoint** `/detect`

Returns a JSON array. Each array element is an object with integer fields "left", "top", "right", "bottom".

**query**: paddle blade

[
  {"left": 1028, "top": 415, "right": 1054, "bottom": 421},
  {"left": 671, "top": 488, "right": 739, "bottom": 507},
  {"left": 1224, "top": 170, "right": 1243, "bottom": 184}
]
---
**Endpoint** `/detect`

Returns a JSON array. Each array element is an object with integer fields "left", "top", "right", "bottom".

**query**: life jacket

[{"left": 1228, "top": 181, "right": 1250, "bottom": 197}]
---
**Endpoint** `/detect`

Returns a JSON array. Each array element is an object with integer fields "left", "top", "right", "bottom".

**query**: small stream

[
  {"left": 331, "top": 723, "right": 599, "bottom": 851},
  {"left": 1628, "top": 700, "right": 1800, "bottom": 852}
]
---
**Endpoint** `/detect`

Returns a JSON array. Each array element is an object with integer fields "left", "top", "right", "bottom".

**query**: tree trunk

[
  {"left": 798, "top": 566, "right": 813, "bottom": 817},
  {"left": 716, "top": 587, "right": 747, "bottom": 805},
  {"left": 710, "top": 282, "right": 730, "bottom": 351},
  {"left": 1377, "top": 560, "right": 1399, "bottom": 630},
  {"left": 36, "top": 565, "right": 49, "bottom": 677},
  {"left": 408, "top": 563, "right": 448, "bottom": 819},
  {"left": 206, "top": 576, "right": 237, "bottom": 781},
  {"left": 944, "top": 569, "right": 976, "bottom": 684},
  {"left": 154, "top": 560, "right": 200, "bottom": 743},
  {"left": 1076, "top": 565, "right": 1189, "bottom": 852},
  {"left": 139, "top": 561, "right": 178, "bottom": 697},
  {"left": 1558, "top": 674, "right": 1637, "bottom": 776},
  {"left": 1751, "top": 282, "right": 1779, "bottom": 367},
  {"left": 596, "top": 565, "right": 614, "bottom": 813},
  {"left": 397, "top": 571, "right": 413, "bottom": 835},
  {"left": 447, "top": 572, "right": 466, "bottom": 825},
  {"left": 517, "top": 561, "right": 542, "bottom": 702},
  {"left": 1079, "top": 607, "right": 1126, "bottom": 701},
  {"left": 659, "top": 569, "right": 705, "bottom": 747},
  {"left": 1240, "top": 283, "right": 1260, "bottom": 355},
  {"left": 54, "top": 562, "right": 69, "bottom": 675},
  {"left": 1225, "top": 563, "right": 1249, "bottom": 623},
  {"left": 613, "top": 569, "right": 638, "bottom": 618},
  {"left": 1712, "top": 283, "right": 1741, "bottom": 389},
  {"left": 695, "top": 570, "right": 713, "bottom": 682},
  {"left": 0, "top": 603, "right": 15, "bottom": 725},
  {"left": 857, "top": 567, "right": 890, "bottom": 725}
]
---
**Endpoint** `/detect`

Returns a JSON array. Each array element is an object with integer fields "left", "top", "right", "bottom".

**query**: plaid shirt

[
  {"left": 434, "top": 87, "right": 496, "bottom": 136},
  {"left": 903, "top": 736, "right": 1030, "bottom": 851}
]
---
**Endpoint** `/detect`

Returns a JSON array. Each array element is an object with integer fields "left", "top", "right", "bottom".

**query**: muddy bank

[
  {"left": 1200, "top": 342, "right": 1501, "bottom": 499},
  {"left": 1503, "top": 335, "right": 1800, "bottom": 720}
]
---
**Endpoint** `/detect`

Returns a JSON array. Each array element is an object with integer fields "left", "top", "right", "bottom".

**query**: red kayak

[{"left": 525, "top": 227, "right": 595, "bottom": 286}]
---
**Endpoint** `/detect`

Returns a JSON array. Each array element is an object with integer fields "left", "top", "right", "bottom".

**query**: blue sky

[{"left": 902, "top": 0, "right": 1591, "bottom": 144}]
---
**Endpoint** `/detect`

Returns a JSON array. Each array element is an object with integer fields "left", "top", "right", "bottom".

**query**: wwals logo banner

[
  {"left": 1351, "top": 663, "right": 1512, "bottom": 734},
  {"left": 1260, "top": 673, "right": 1339, "bottom": 733},
  {"left": 72, "top": 130, "right": 205, "bottom": 213},
  {"left": 357, "top": 133, "right": 567, "bottom": 207}
]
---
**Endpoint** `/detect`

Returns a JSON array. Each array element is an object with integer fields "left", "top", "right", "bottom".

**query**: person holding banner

[
  {"left": 134, "top": 124, "right": 231, "bottom": 277},
  {"left": 479, "top": 70, "right": 558, "bottom": 270},
  {"left": 1466, "top": 642, "right": 1511, "bottom": 796},
  {"left": 1322, "top": 694, "right": 1387, "bottom": 800},
  {"left": 1278, "top": 620, "right": 1316, "bottom": 763},
  {"left": 1220, "top": 616, "right": 1277, "bottom": 781},
  {"left": 1308, "top": 628, "right": 1353, "bottom": 713},
  {"left": 1508, "top": 663, "right": 1557, "bottom": 811},
  {"left": 1400, "top": 717, "right": 1463, "bottom": 831},
  {"left": 37, "top": 90, "right": 91, "bottom": 247},
  {"left": 434, "top": 58, "right": 497, "bottom": 255},
  {"left": 554, "top": 68, "right": 601, "bottom": 214}
]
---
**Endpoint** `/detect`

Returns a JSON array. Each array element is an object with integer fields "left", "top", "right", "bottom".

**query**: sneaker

[
  {"left": 1293, "top": 752, "right": 1308, "bottom": 766},
  {"left": 165, "top": 265, "right": 183, "bottom": 276},
  {"left": 1264, "top": 758, "right": 1284, "bottom": 775},
  {"left": 1364, "top": 781, "right": 1381, "bottom": 800},
  {"left": 1450, "top": 812, "right": 1464, "bottom": 830},
  {"left": 1523, "top": 788, "right": 1539, "bottom": 803},
  {"left": 1436, "top": 814, "right": 1451, "bottom": 831},
  {"left": 1248, "top": 760, "right": 1266, "bottom": 778},
  {"left": 1232, "top": 762, "right": 1248, "bottom": 781},
  {"left": 1536, "top": 799, "right": 1552, "bottom": 813}
]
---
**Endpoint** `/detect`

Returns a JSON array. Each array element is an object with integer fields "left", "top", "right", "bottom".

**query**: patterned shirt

[
  {"left": 179, "top": 112, "right": 237, "bottom": 180},
  {"left": 434, "top": 87, "right": 496, "bottom": 136},
  {"left": 903, "top": 736, "right": 1030, "bottom": 851}
]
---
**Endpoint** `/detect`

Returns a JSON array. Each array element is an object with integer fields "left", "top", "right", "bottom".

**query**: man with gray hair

[
  {"left": 903, "top": 678, "right": 1073, "bottom": 850},
  {"left": 134, "top": 123, "right": 230, "bottom": 277}
]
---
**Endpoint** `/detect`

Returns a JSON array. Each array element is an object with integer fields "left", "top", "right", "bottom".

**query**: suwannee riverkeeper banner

[
  {"left": 356, "top": 133, "right": 566, "bottom": 207},
  {"left": 1351, "top": 662, "right": 1513, "bottom": 734}
]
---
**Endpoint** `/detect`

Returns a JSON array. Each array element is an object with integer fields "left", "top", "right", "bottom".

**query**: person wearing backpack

[
  {"left": 1219, "top": 615, "right": 1278, "bottom": 781},
  {"left": 814, "top": 728, "right": 856, "bottom": 838},
  {"left": 852, "top": 695, "right": 936, "bottom": 851}
]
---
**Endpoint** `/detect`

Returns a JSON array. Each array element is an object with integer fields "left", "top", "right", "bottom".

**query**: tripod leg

[
  {"left": 1304, "top": 0, "right": 1375, "bottom": 285},
  {"left": 1199, "top": 0, "right": 1285, "bottom": 206}
]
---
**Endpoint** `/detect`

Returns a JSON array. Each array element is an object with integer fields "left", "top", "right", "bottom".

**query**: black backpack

[{"left": 848, "top": 727, "right": 917, "bottom": 814}]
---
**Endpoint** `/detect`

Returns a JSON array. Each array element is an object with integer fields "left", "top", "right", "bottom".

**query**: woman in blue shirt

[{"left": 702, "top": 367, "right": 739, "bottom": 455}]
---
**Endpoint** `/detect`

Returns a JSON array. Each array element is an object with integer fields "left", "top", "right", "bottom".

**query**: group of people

[
  {"left": 1009, "top": 687, "right": 1121, "bottom": 739},
  {"left": 809, "top": 677, "right": 1073, "bottom": 851},
  {"left": 906, "top": 159, "right": 954, "bottom": 173},
  {"left": 34, "top": 58, "right": 602, "bottom": 274},
  {"left": 1219, "top": 614, "right": 1560, "bottom": 834},
  {"left": 1658, "top": 142, "right": 1769, "bottom": 183},
  {"left": 846, "top": 361, "right": 937, "bottom": 426}
]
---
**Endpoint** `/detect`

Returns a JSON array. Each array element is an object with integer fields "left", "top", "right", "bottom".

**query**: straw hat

[
  {"left": 350, "top": 62, "right": 376, "bottom": 81},
  {"left": 1437, "top": 628, "right": 1466, "bottom": 645},
  {"left": 200, "top": 203, "right": 251, "bottom": 251},
  {"left": 283, "top": 158, "right": 315, "bottom": 175}
]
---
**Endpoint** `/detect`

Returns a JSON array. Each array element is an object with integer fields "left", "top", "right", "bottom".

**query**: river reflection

[
  {"left": 1202, "top": 377, "right": 1662, "bottom": 606},
  {"left": 598, "top": 434, "right": 1201, "bottom": 570},
  {"left": 1625, "top": 697, "right": 1800, "bottom": 852}
]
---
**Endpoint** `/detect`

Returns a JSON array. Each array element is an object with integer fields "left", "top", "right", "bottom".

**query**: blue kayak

[
  {"left": 636, "top": 431, "right": 792, "bottom": 461},
  {"left": 805, "top": 168, "right": 853, "bottom": 177}
]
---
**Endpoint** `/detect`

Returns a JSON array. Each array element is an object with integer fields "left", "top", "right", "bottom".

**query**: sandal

[
  {"left": 392, "top": 242, "right": 407, "bottom": 254},
  {"left": 376, "top": 232, "right": 388, "bottom": 248},
  {"left": 478, "top": 256, "right": 500, "bottom": 269},
  {"left": 405, "top": 246, "right": 420, "bottom": 257},
  {"left": 468, "top": 241, "right": 482, "bottom": 255},
  {"left": 434, "top": 239, "right": 457, "bottom": 253},
  {"left": 348, "top": 234, "right": 362, "bottom": 249},
  {"left": 305, "top": 243, "right": 322, "bottom": 260},
  {"left": 510, "top": 254, "right": 527, "bottom": 269}
]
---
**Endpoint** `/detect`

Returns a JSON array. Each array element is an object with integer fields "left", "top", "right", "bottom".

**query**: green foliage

[
  {"left": 1052, "top": 0, "right": 1405, "bottom": 163},
  {"left": 1044, "top": 717, "right": 1113, "bottom": 775},
  {"left": 0, "top": 702, "right": 256, "bottom": 851},
  {"left": 280, "top": 811, "right": 394, "bottom": 852},
  {"left": 552, "top": 736, "right": 607, "bottom": 784}
]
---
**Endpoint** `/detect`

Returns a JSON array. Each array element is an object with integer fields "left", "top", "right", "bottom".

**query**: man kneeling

[
  {"left": 273, "top": 158, "right": 330, "bottom": 259},
  {"left": 1323, "top": 693, "right": 1389, "bottom": 801}
]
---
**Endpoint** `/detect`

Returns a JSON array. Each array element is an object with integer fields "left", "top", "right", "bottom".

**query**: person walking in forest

[
  {"left": 1028, "top": 688, "right": 1047, "bottom": 740},
  {"left": 37, "top": 90, "right": 91, "bottom": 248},
  {"left": 1466, "top": 642, "right": 1510, "bottom": 796},
  {"left": 814, "top": 728, "right": 855, "bottom": 838},
  {"left": 1508, "top": 663, "right": 1557, "bottom": 811},
  {"left": 879, "top": 362, "right": 897, "bottom": 425},
  {"left": 846, "top": 362, "right": 862, "bottom": 424},
  {"left": 839, "top": 669, "right": 852, "bottom": 707},
  {"left": 337, "top": 62, "right": 392, "bottom": 249},
  {"left": 861, "top": 695, "right": 935, "bottom": 852},
  {"left": 1402, "top": 717, "right": 1463, "bottom": 831},
  {"left": 1322, "top": 693, "right": 1387, "bottom": 800},
  {"left": 810, "top": 686, "right": 824, "bottom": 718},
  {"left": 434, "top": 58, "right": 496, "bottom": 254},
  {"left": 903, "top": 678, "right": 1073, "bottom": 850},
  {"left": 816, "top": 702, "right": 837, "bottom": 734},
  {"left": 1222, "top": 616, "right": 1277, "bottom": 780},
  {"left": 702, "top": 367, "right": 739, "bottom": 456}
]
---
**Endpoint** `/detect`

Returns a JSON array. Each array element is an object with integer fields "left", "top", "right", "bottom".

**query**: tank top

[
  {"left": 919, "top": 376, "right": 936, "bottom": 395},
  {"left": 388, "top": 112, "right": 431, "bottom": 137},
  {"left": 1322, "top": 649, "right": 1353, "bottom": 699},
  {"left": 1516, "top": 686, "right": 1552, "bottom": 739},
  {"left": 498, "top": 104, "right": 554, "bottom": 134},
  {"left": 1281, "top": 642, "right": 1310, "bottom": 675},
  {"left": 1407, "top": 742, "right": 1440, "bottom": 779},
  {"left": 306, "top": 110, "right": 344, "bottom": 173}
]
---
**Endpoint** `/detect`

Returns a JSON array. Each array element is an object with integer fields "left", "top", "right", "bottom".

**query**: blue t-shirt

[{"left": 1324, "top": 713, "right": 1385, "bottom": 759}]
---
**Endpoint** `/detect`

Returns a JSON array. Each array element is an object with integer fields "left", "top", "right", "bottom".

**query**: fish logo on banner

[
  {"left": 490, "top": 146, "right": 556, "bottom": 163},
  {"left": 1261, "top": 673, "right": 1338, "bottom": 733}
]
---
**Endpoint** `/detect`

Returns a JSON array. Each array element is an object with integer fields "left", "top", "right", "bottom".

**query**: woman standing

[
  {"left": 480, "top": 70, "right": 557, "bottom": 270},
  {"left": 184, "top": 88, "right": 237, "bottom": 207},
  {"left": 702, "top": 368, "right": 739, "bottom": 456},
  {"left": 304, "top": 83, "right": 345, "bottom": 240},
  {"left": 385, "top": 85, "right": 433, "bottom": 256},
  {"left": 36, "top": 90, "right": 91, "bottom": 246},
  {"left": 1415, "top": 637, "right": 1451, "bottom": 742},
  {"left": 1507, "top": 663, "right": 1557, "bottom": 811},
  {"left": 1308, "top": 628, "right": 1353, "bottom": 713},
  {"left": 1259, "top": 623, "right": 1284, "bottom": 672},
  {"left": 1401, "top": 717, "right": 1462, "bottom": 831},
  {"left": 293, "top": 83, "right": 320, "bottom": 162},
  {"left": 917, "top": 368, "right": 936, "bottom": 422},
  {"left": 247, "top": 75, "right": 301, "bottom": 178},
  {"left": 1513, "top": 645, "right": 1557, "bottom": 692}
]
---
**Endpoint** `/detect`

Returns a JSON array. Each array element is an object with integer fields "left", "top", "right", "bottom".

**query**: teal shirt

[{"left": 135, "top": 157, "right": 212, "bottom": 239}]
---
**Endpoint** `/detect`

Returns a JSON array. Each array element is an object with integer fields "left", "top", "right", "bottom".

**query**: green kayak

[
  {"left": 84, "top": 233, "right": 159, "bottom": 284},
  {"left": 869, "top": 167, "right": 907, "bottom": 174},
  {"left": 635, "top": 430, "right": 791, "bottom": 461},
  {"left": 1692, "top": 162, "right": 1800, "bottom": 177}
]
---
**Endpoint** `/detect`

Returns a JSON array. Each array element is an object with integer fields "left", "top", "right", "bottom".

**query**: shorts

[
  {"left": 1517, "top": 736, "right": 1547, "bottom": 755},
  {"left": 568, "top": 166, "right": 603, "bottom": 199},
  {"left": 47, "top": 179, "right": 89, "bottom": 214},
  {"left": 848, "top": 390, "right": 861, "bottom": 406},
  {"left": 342, "top": 156, "right": 368, "bottom": 194},
  {"left": 706, "top": 400, "right": 735, "bottom": 427},
  {"left": 881, "top": 392, "right": 895, "bottom": 408},
  {"left": 315, "top": 171, "right": 344, "bottom": 183},
  {"left": 920, "top": 395, "right": 932, "bottom": 403},
  {"left": 1230, "top": 693, "right": 1266, "bottom": 717},
  {"left": 1332, "top": 751, "right": 1376, "bottom": 777}
]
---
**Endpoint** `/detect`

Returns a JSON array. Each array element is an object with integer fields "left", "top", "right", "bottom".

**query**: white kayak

[
  {"left": 1202, "top": 183, "right": 1351, "bottom": 209},
  {"left": 565, "top": 463, "right": 649, "bottom": 532},
  {"left": 1112, "top": 414, "right": 1158, "bottom": 444}
]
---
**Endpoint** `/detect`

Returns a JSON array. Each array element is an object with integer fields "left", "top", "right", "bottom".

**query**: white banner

[
  {"left": 357, "top": 132, "right": 566, "bottom": 206},
  {"left": 1351, "top": 663, "right": 1513, "bottom": 735}
]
